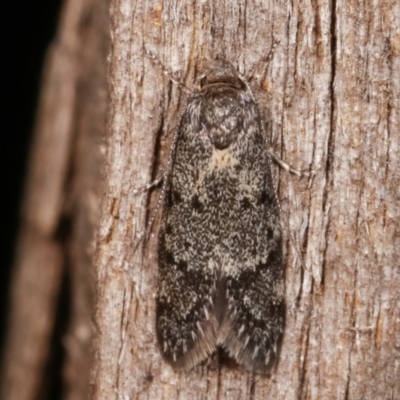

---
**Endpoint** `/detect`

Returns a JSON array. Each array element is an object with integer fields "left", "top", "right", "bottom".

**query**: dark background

[{"left": 0, "top": 0, "right": 62, "bottom": 354}]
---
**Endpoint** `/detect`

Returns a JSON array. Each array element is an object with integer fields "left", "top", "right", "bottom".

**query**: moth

[{"left": 156, "top": 60, "right": 285, "bottom": 373}]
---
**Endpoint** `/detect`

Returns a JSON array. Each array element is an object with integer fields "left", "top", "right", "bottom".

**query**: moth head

[{"left": 199, "top": 60, "right": 246, "bottom": 90}]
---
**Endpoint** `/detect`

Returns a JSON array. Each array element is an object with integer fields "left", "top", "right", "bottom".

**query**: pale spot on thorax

[{"left": 208, "top": 147, "right": 239, "bottom": 171}]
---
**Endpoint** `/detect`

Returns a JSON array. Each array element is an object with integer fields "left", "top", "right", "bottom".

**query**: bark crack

[
  {"left": 323, "top": 0, "right": 337, "bottom": 211},
  {"left": 297, "top": 303, "right": 313, "bottom": 400},
  {"left": 319, "top": 0, "right": 337, "bottom": 291},
  {"left": 116, "top": 287, "right": 135, "bottom": 399}
]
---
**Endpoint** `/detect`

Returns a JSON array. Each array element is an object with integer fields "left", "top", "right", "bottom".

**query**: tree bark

[
  {"left": 3, "top": 0, "right": 400, "bottom": 399},
  {"left": 93, "top": 0, "right": 400, "bottom": 399}
]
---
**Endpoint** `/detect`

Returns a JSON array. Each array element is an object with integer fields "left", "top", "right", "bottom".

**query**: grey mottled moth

[{"left": 156, "top": 60, "right": 285, "bottom": 373}]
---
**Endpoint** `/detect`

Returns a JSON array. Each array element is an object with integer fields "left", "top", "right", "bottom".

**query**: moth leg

[
  {"left": 132, "top": 173, "right": 164, "bottom": 195},
  {"left": 269, "top": 151, "right": 317, "bottom": 177},
  {"left": 130, "top": 172, "right": 167, "bottom": 255},
  {"left": 145, "top": 47, "right": 191, "bottom": 93}
]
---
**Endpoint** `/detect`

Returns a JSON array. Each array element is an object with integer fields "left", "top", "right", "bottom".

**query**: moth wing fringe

[
  {"left": 162, "top": 315, "right": 219, "bottom": 371},
  {"left": 217, "top": 316, "right": 280, "bottom": 374}
]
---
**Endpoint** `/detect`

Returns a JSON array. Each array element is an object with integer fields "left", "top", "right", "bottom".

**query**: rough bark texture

[
  {"left": 2, "top": 0, "right": 399, "bottom": 399},
  {"left": 93, "top": 0, "right": 400, "bottom": 399}
]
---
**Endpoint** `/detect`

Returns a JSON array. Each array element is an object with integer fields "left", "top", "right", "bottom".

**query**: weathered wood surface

[{"left": 93, "top": 0, "right": 400, "bottom": 399}]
